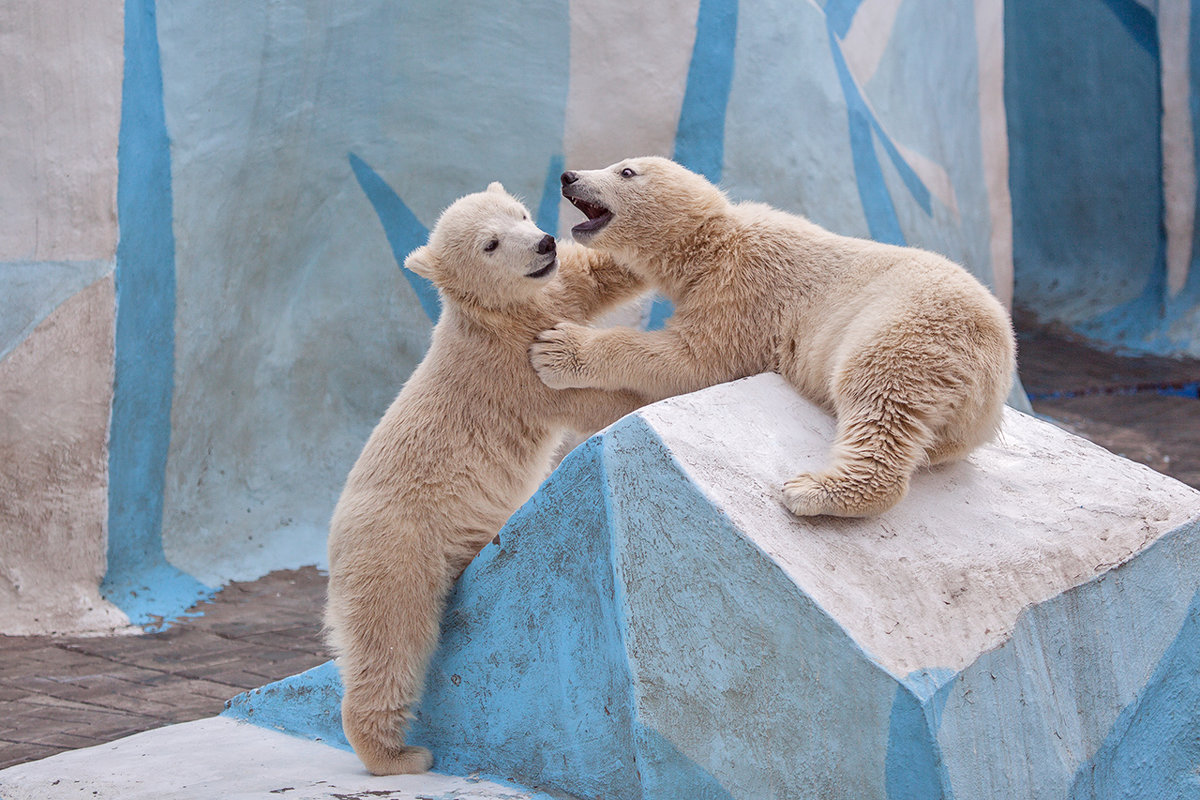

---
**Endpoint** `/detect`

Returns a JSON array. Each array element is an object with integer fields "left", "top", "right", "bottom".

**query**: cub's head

[
  {"left": 404, "top": 182, "right": 558, "bottom": 309},
  {"left": 560, "top": 157, "right": 727, "bottom": 256}
]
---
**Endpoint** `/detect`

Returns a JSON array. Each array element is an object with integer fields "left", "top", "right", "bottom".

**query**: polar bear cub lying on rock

[
  {"left": 531, "top": 157, "right": 1015, "bottom": 518},
  {"left": 325, "top": 183, "right": 646, "bottom": 775}
]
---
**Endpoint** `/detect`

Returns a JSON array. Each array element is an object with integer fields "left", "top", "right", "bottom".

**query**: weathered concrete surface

[
  {"left": 0, "top": 278, "right": 127, "bottom": 636},
  {"left": 0, "top": 0, "right": 122, "bottom": 262},
  {"left": 0, "top": 717, "right": 554, "bottom": 800},
  {"left": 212, "top": 375, "right": 1200, "bottom": 799}
]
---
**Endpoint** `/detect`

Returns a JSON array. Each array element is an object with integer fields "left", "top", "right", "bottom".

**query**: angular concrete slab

[
  {"left": 215, "top": 375, "right": 1200, "bottom": 800},
  {"left": 0, "top": 717, "right": 554, "bottom": 800}
]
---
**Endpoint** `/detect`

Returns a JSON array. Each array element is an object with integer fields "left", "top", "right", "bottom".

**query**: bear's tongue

[{"left": 570, "top": 197, "right": 612, "bottom": 233}]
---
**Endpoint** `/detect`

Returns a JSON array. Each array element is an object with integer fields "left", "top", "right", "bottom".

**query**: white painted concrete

[
  {"left": 0, "top": 0, "right": 122, "bottom": 261},
  {"left": 975, "top": 0, "right": 1014, "bottom": 308},
  {"left": 0, "top": 278, "right": 128, "bottom": 636},
  {"left": 1159, "top": 1, "right": 1196, "bottom": 297},
  {"left": 841, "top": 0, "right": 905, "bottom": 85},
  {"left": 639, "top": 374, "right": 1200, "bottom": 676},
  {"left": 560, "top": 0, "right": 700, "bottom": 234},
  {"left": 0, "top": 717, "right": 551, "bottom": 800}
]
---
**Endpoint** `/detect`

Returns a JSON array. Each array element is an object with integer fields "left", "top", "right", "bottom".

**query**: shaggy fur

[
  {"left": 325, "top": 183, "right": 646, "bottom": 775},
  {"left": 530, "top": 157, "right": 1015, "bottom": 518}
]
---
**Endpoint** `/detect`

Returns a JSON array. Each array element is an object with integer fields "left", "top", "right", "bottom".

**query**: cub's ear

[
  {"left": 487, "top": 181, "right": 506, "bottom": 195},
  {"left": 404, "top": 246, "right": 437, "bottom": 280}
]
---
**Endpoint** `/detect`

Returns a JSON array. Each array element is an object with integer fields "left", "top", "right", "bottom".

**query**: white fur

[
  {"left": 325, "top": 184, "right": 647, "bottom": 775},
  {"left": 531, "top": 157, "right": 1016, "bottom": 517}
]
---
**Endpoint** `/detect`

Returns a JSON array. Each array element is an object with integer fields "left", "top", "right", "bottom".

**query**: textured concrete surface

[
  {"left": 0, "top": 278, "right": 121, "bottom": 636},
  {"left": 1007, "top": 0, "right": 1200, "bottom": 357},
  {"left": 0, "top": 717, "right": 554, "bottom": 800},
  {"left": 0, "top": 0, "right": 122, "bottom": 262}
]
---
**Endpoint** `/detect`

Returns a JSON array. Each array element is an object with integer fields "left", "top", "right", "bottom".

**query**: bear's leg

[
  {"left": 924, "top": 390, "right": 1007, "bottom": 466},
  {"left": 327, "top": 548, "right": 448, "bottom": 775},
  {"left": 341, "top": 703, "right": 433, "bottom": 775},
  {"left": 782, "top": 395, "right": 934, "bottom": 517}
]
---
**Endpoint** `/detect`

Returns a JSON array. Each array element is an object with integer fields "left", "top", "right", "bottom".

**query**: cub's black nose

[
  {"left": 537, "top": 234, "right": 556, "bottom": 255},
  {"left": 560, "top": 171, "right": 579, "bottom": 186}
]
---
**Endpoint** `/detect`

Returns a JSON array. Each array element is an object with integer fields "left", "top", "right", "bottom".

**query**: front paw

[{"left": 530, "top": 322, "right": 592, "bottom": 389}]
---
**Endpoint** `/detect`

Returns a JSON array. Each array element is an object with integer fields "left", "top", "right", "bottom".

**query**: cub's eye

[
  {"left": 483, "top": 239, "right": 499, "bottom": 252},
  {"left": 620, "top": 167, "right": 636, "bottom": 178},
  {"left": 522, "top": 213, "right": 529, "bottom": 221}
]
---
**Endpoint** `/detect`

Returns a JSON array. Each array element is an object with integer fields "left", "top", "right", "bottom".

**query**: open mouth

[
  {"left": 568, "top": 197, "right": 613, "bottom": 236},
  {"left": 525, "top": 258, "right": 558, "bottom": 279}
]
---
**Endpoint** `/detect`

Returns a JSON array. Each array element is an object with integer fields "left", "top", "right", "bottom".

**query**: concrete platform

[{"left": 0, "top": 717, "right": 552, "bottom": 799}]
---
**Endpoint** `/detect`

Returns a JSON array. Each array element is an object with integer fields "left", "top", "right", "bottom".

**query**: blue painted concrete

[
  {"left": 1099, "top": 0, "right": 1159, "bottom": 57},
  {"left": 936, "top": 512, "right": 1200, "bottom": 799},
  {"left": 412, "top": 436, "right": 644, "bottom": 799},
  {"left": 1192, "top": 0, "right": 1200, "bottom": 292},
  {"left": 827, "top": 20, "right": 937, "bottom": 247},
  {"left": 721, "top": 0, "right": 870, "bottom": 238},
  {"left": 349, "top": 153, "right": 439, "bottom": 323},
  {"left": 862, "top": 0, "right": 994, "bottom": 282},
  {"left": 824, "top": 0, "right": 866, "bottom": 39},
  {"left": 104, "top": 0, "right": 212, "bottom": 628},
  {"left": 228, "top": 415, "right": 899, "bottom": 797},
  {"left": 673, "top": 0, "right": 738, "bottom": 184},
  {"left": 646, "top": 296, "right": 675, "bottom": 331},
  {"left": 601, "top": 416, "right": 895, "bottom": 798},
  {"left": 0, "top": 260, "right": 113, "bottom": 362},
  {"left": 885, "top": 669, "right": 957, "bottom": 800},
  {"left": 833, "top": 36, "right": 906, "bottom": 248},
  {"left": 152, "top": 0, "right": 571, "bottom": 590},
  {"left": 223, "top": 660, "right": 350, "bottom": 750},
  {"left": 1006, "top": 0, "right": 1165, "bottom": 334},
  {"left": 1067, "top": 587, "right": 1200, "bottom": 800},
  {"left": 536, "top": 154, "right": 564, "bottom": 235}
]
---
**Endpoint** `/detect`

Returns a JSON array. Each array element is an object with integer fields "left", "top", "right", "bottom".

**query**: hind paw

[
  {"left": 782, "top": 471, "right": 906, "bottom": 518},
  {"left": 362, "top": 744, "right": 433, "bottom": 776},
  {"left": 782, "top": 473, "right": 836, "bottom": 517}
]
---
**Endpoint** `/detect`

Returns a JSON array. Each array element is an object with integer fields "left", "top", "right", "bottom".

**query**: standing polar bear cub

[
  {"left": 531, "top": 157, "right": 1016, "bottom": 518},
  {"left": 326, "top": 183, "right": 646, "bottom": 775}
]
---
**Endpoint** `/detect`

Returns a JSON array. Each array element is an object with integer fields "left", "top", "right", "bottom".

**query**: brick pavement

[
  {"left": 1016, "top": 315, "right": 1200, "bottom": 490},
  {"left": 0, "top": 567, "right": 329, "bottom": 770}
]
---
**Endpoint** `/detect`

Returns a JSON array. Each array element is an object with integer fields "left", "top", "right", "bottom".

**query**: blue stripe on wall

[
  {"left": 348, "top": 153, "right": 439, "bottom": 323},
  {"left": 1099, "top": 0, "right": 1159, "bottom": 57},
  {"left": 104, "top": 0, "right": 211, "bottom": 628},
  {"left": 829, "top": 24, "right": 907, "bottom": 246},
  {"left": 537, "top": 154, "right": 565, "bottom": 235},
  {"left": 673, "top": 0, "right": 739, "bottom": 184},
  {"left": 825, "top": 0, "right": 867, "bottom": 39},
  {"left": 871, "top": 116, "right": 932, "bottom": 215}
]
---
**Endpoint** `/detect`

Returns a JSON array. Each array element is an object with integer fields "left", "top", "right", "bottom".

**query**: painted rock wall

[
  {"left": 1007, "top": 0, "right": 1200, "bottom": 356},
  {"left": 3, "top": 0, "right": 1017, "bottom": 632},
  {"left": 0, "top": 0, "right": 126, "bottom": 634},
  {"left": 226, "top": 375, "right": 1200, "bottom": 799}
]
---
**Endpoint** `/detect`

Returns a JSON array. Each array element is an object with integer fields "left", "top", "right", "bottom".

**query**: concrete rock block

[{"left": 236, "top": 374, "right": 1200, "bottom": 799}]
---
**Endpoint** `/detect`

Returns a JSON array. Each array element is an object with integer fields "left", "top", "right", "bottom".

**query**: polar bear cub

[
  {"left": 531, "top": 157, "right": 1015, "bottom": 518},
  {"left": 325, "top": 182, "right": 646, "bottom": 775}
]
